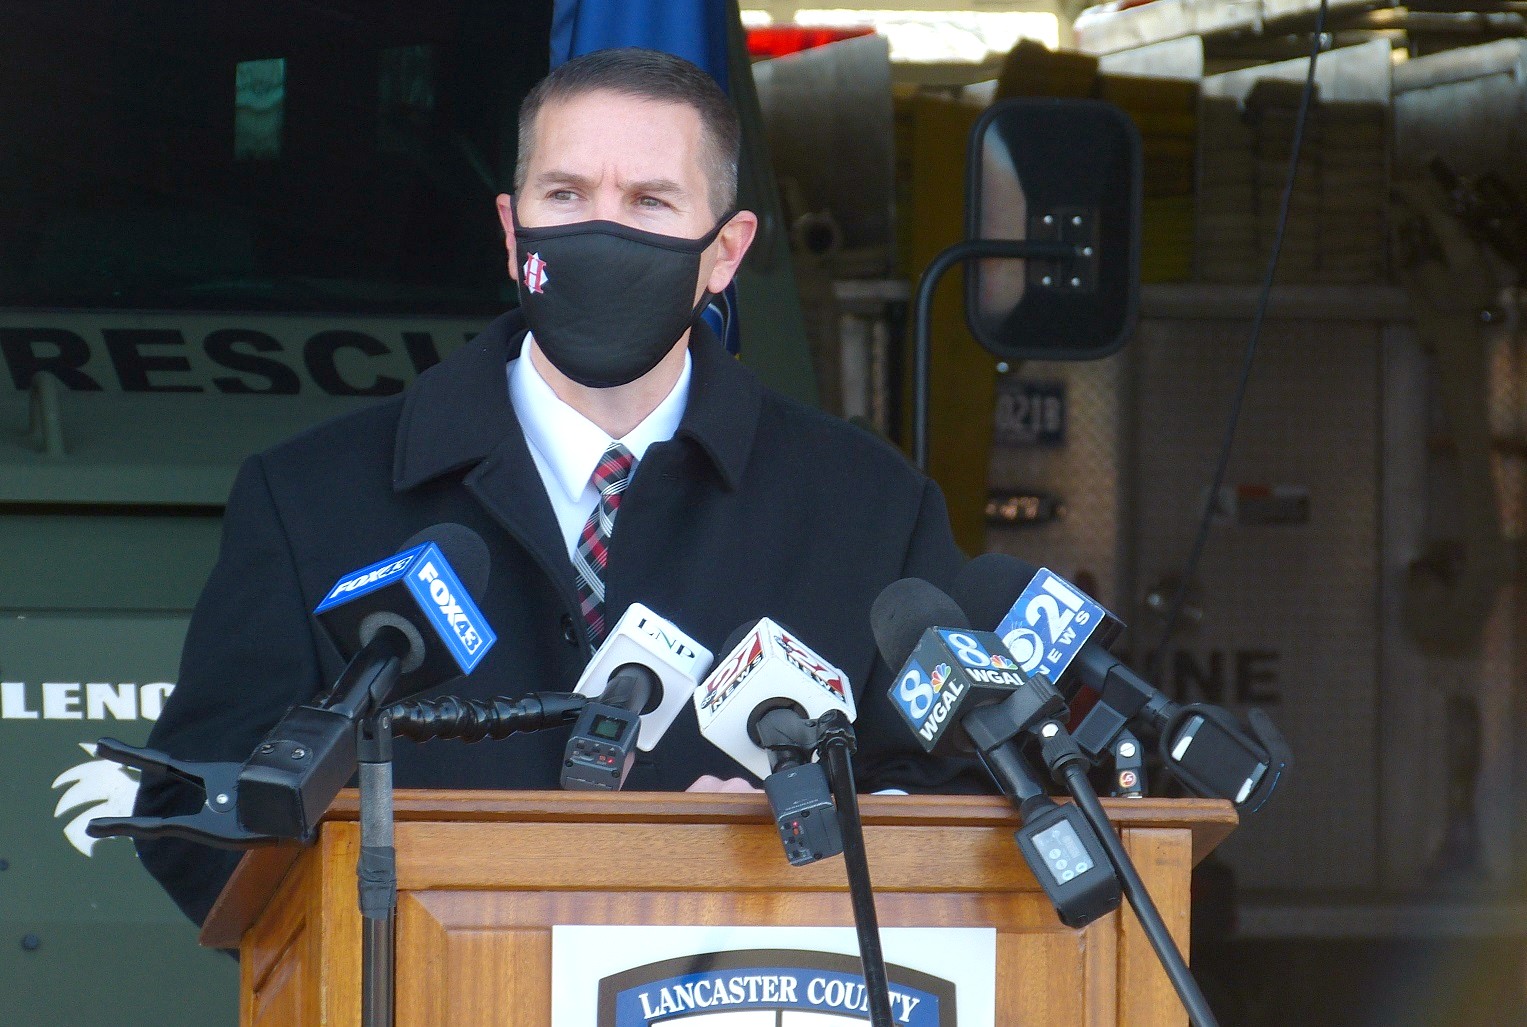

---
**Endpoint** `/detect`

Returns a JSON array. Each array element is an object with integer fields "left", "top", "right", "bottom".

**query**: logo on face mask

[{"left": 523, "top": 252, "right": 550, "bottom": 295}]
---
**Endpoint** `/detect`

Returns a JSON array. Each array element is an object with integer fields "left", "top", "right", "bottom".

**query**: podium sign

[{"left": 551, "top": 925, "right": 996, "bottom": 1025}]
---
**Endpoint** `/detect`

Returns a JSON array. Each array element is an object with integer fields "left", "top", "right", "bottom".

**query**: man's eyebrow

[
  {"left": 625, "top": 177, "right": 686, "bottom": 196},
  {"left": 531, "top": 169, "right": 595, "bottom": 189},
  {"left": 531, "top": 170, "right": 688, "bottom": 197}
]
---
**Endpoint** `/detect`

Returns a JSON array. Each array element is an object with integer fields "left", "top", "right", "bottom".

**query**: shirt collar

[
  {"left": 392, "top": 309, "right": 758, "bottom": 493},
  {"left": 508, "top": 333, "right": 691, "bottom": 503}
]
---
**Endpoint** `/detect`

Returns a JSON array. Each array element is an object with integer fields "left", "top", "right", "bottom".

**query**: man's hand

[{"left": 686, "top": 775, "right": 761, "bottom": 793}]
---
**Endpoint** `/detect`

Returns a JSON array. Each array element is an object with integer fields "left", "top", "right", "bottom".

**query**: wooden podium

[{"left": 203, "top": 790, "right": 1235, "bottom": 1026}]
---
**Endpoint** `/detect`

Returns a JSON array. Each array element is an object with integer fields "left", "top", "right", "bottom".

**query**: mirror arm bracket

[{"left": 912, "top": 238, "right": 1085, "bottom": 471}]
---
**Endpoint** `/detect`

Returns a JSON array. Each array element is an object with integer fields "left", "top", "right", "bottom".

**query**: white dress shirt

[{"left": 507, "top": 334, "right": 691, "bottom": 560}]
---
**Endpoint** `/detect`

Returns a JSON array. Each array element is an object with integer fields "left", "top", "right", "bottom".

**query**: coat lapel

[
  {"left": 391, "top": 310, "right": 581, "bottom": 613},
  {"left": 464, "top": 434, "right": 580, "bottom": 612}
]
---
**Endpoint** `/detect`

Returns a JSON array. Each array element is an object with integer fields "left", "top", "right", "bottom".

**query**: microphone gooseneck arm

[{"left": 387, "top": 693, "right": 587, "bottom": 742}]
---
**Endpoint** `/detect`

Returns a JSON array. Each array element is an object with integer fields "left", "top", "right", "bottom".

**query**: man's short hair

[{"left": 515, "top": 47, "right": 741, "bottom": 220}]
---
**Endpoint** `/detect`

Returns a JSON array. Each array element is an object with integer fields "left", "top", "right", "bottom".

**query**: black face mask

[{"left": 512, "top": 211, "right": 733, "bottom": 389}]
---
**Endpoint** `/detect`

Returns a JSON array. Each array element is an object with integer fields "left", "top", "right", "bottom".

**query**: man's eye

[
  {"left": 550, "top": 190, "right": 577, "bottom": 201},
  {"left": 637, "top": 196, "right": 667, "bottom": 209}
]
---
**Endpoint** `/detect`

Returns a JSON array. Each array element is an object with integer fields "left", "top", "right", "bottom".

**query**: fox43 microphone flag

[{"left": 549, "top": 0, "right": 741, "bottom": 356}]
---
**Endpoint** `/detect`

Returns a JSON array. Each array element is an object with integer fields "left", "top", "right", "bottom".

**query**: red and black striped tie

[{"left": 572, "top": 442, "right": 635, "bottom": 645}]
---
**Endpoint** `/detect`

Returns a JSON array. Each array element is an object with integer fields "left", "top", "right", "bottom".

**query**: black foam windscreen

[
  {"left": 869, "top": 578, "right": 970, "bottom": 671},
  {"left": 715, "top": 619, "right": 763, "bottom": 661},
  {"left": 400, "top": 522, "right": 490, "bottom": 599},
  {"left": 951, "top": 553, "right": 1041, "bottom": 632}
]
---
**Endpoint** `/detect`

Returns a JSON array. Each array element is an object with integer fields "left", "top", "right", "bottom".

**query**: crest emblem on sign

[
  {"left": 52, "top": 743, "right": 140, "bottom": 858},
  {"left": 522, "top": 252, "right": 550, "bottom": 294}
]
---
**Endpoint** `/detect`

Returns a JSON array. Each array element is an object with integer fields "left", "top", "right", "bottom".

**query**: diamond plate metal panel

[
  {"left": 985, "top": 349, "right": 1131, "bottom": 612},
  {"left": 982, "top": 288, "right": 1521, "bottom": 908},
  {"left": 1381, "top": 316, "right": 1525, "bottom": 894},
  {"left": 1130, "top": 314, "right": 1383, "bottom": 891}
]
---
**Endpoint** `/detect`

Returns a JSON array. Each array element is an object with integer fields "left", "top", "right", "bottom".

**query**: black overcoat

[{"left": 135, "top": 309, "right": 970, "bottom": 925}]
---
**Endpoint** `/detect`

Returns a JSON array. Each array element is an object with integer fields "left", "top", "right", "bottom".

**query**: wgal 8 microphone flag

[{"left": 890, "top": 628, "right": 1027, "bottom": 753}]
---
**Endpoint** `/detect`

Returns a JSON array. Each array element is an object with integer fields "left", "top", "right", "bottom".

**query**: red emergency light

[{"left": 746, "top": 25, "right": 876, "bottom": 59}]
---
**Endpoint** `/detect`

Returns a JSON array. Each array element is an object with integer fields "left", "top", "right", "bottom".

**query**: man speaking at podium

[{"left": 135, "top": 47, "right": 969, "bottom": 927}]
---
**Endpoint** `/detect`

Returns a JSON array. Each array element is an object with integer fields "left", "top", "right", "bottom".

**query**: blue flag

[
  {"left": 551, "top": 0, "right": 730, "bottom": 88},
  {"left": 549, "top": 0, "right": 743, "bottom": 355}
]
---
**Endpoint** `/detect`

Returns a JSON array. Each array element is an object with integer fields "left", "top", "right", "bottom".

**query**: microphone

[
  {"left": 562, "top": 604, "right": 713, "bottom": 790},
  {"left": 693, "top": 618, "right": 856, "bottom": 781},
  {"left": 872, "top": 578, "right": 1061, "bottom": 756},
  {"left": 953, "top": 553, "right": 1290, "bottom": 812},
  {"left": 572, "top": 603, "right": 712, "bottom": 750},
  {"left": 561, "top": 665, "right": 658, "bottom": 791},
  {"left": 871, "top": 577, "right": 1119, "bottom": 928},
  {"left": 694, "top": 620, "right": 857, "bottom": 865},
  {"left": 696, "top": 625, "right": 890, "bottom": 1014},
  {"left": 237, "top": 524, "right": 497, "bottom": 838},
  {"left": 316, "top": 521, "right": 496, "bottom": 691},
  {"left": 953, "top": 554, "right": 1143, "bottom": 718}
]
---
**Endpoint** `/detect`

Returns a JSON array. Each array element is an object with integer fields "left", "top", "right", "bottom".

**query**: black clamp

[{"left": 84, "top": 737, "right": 279, "bottom": 850}]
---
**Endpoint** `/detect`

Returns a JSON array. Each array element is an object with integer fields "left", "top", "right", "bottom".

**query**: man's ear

[
  {"left": 704, "top": 210, "right": 759, "bottom": 295},
  {"left": 495, "top": 193, "right": 519, "bottom": 281}
]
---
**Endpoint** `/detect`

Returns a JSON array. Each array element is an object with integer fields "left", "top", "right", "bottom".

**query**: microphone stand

[
  {"left": 817, "top": 712, "right": 895, "bottom": 1027},
  {"left": 757, "top": 710, "right": 893, "bottom": 1027},
  {"left": 335, "top": 632, "right": 409, "bottom": 1027},
  {"left": 87, "top": 678, "right": 585, "bottom": 1027},
  {"left": 1030, "top": 719, "right": 1220, "bottom": 1027},
  {"left": 357, "top": 708, "right": 397, "bottom": 1027},
  {"left": 962, "top": 674, "right": 1218, "bottom": 1026},
  {"left": 355, "top": 691, "right": 588, "bottom": 1027}
]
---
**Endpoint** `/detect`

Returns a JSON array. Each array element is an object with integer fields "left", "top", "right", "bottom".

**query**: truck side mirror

[
  {"left": 966, "top": 98, "right": 1141, "bottom": 362},
  {"left": 913, "top": 98, "right": 1142, "bottom": 468}
]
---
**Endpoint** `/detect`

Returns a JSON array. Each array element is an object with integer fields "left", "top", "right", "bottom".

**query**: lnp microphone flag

[{"left": 549, "top": 0, "right": 743, "bottom": 356}]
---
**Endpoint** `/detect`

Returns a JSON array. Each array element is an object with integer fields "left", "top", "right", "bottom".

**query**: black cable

[
  {"left": 821, "top": 741, "right": 894, "bottom": 1027},
  {"left": 1147, "top": 0, "right": 1331, "bottom": 680},
  {"left": 1059, "top": 760, "right": 1219, "bottom": 1027}
]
